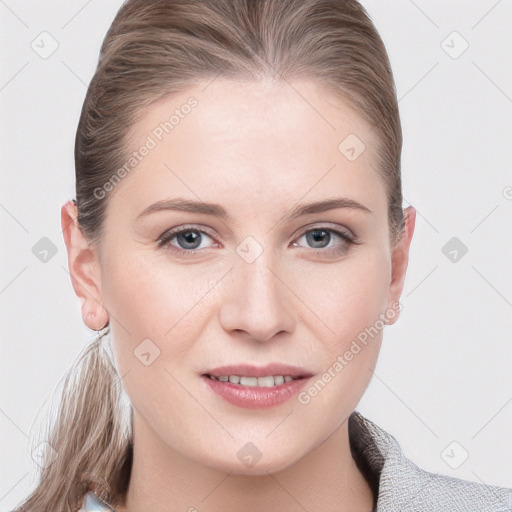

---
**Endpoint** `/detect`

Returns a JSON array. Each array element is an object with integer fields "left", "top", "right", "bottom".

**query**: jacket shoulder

[{"left": 349, "top": 412, "right": 512, "bottom": 511}]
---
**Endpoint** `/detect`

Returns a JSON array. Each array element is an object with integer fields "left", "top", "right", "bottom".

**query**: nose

[{"left": 218, "top": 251, "right": 296, "bottom": 343}]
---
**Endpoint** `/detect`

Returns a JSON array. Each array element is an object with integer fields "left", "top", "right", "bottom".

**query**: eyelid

[{"left": 295, "top": 222, "right": 357, "bottom": 241}]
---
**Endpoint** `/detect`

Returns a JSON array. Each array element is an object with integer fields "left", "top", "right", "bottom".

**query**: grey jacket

[
  {"left": 349, "top": 410, "right": 512, "bottom": 511},
  {"left": 79, "top": 411, "right": 512, "bottom": 511}
]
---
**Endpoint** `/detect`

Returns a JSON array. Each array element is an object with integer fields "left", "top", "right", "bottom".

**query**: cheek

[
  {"left": 101, "top": 250, "right": 211, "bottom": 377},
  {"left": 102, "top": 246, "right": 221, "bottom": 334},
  {"left": 297, "top": 250, "right": 390, "bottom": 412},
  {"left": 294, "top": 247, "right": 391, "bottom": 350},
  {"left": 103, "top": 253, "right": 217, "bottom": 437}
]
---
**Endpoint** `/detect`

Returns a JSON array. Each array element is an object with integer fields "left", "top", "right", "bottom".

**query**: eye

[
  {"left": 157, "top": 225, "right": 217, "bottom": 256},
  {"left": 291, "top": 226, "right": 360, "bottom": 257}
]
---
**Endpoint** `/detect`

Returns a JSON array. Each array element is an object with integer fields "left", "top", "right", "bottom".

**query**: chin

[{"left": 193, "top": 440, "right": 304, "bottom": 476}]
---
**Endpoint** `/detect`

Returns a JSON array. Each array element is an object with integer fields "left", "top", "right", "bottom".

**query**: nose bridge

[
  {"left": 235, "top": 233, "right": 280, "bottom": 294},
  {"left": 240, "top": 246, "right": 279, "bottom": 305},
  {"left": 218, "top": 236, "right": 295, "bottom": 341}
]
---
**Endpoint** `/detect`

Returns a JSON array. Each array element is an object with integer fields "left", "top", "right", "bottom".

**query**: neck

[{"left": 115, "top": 412, "right": 374, "bottom": 512}]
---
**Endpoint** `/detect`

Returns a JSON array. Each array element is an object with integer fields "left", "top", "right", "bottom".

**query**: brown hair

[{"left": 15, "top": 1, "right": 403, "bottom": 510}]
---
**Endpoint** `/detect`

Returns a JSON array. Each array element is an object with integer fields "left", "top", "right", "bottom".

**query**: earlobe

[
  {"left": 385, "top": 205, "right": 416, "bottom": 325},
  {"left": 61, "top": 200, "right": 109, "bottom": 331}
]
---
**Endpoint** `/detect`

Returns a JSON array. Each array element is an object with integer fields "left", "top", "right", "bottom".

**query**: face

[{"left": 63, "top": 78, "right": 414, "bottom": 475}]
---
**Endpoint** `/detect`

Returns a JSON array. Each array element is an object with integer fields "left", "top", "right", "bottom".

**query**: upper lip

[{"left": 203, "top": 364, "right": 314, "bottom": 379}]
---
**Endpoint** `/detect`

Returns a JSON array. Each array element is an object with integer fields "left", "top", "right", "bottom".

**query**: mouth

[
  {"left": 201, "top": 364, "right": 314, "bottom": 408},
  {"left": 203, "top": 363, "right": 312, "bottom": 384}
]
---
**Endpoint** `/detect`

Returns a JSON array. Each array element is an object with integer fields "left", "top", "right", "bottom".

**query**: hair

[{"left": 15, "top": 1, "right": 404, "bottom": 510}]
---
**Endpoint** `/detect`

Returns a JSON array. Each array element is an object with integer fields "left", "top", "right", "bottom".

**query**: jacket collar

[{"left": 348, "top": 410, "right": 512, "bottom": 511}]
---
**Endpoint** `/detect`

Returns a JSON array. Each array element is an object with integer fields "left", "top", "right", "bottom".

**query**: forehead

[
  {"left": 113, "top": 78, "right": 385, "bottom": 220},
  {"left": 128, "top": 77, "right": 376, "bottom": 154}
]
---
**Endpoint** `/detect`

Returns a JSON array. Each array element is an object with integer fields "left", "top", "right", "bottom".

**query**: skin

[{"left": 62, "top": 78, "right": 415, "bottom": 511}]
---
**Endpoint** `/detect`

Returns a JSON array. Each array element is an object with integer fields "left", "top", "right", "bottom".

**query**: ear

[
  {"left": 61, "top": 200, "right": 109, "bottom": 331},
  {"left": 386, "top": 205, "right": 416, "bottom": 325}
]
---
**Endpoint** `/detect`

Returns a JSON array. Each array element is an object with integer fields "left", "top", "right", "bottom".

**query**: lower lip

[{"left": 201, "top": 375, "right": 311, "bottom": 409}]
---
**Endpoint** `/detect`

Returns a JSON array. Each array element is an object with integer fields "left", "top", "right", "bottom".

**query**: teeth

[
  {"left": 210, "top": 375, "right": 297, "bottom": 387},
  {"left": 240, "top": 376, "right": 258, "bottom": 387},
  {"left": 274, "top": 375, "right": 285, "bottom": 385},
  {"left": 256, "top": 376, "right": 274, "bottom": 387}
]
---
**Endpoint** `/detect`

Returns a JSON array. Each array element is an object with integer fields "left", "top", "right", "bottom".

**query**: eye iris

[
  {"left": 177, "top": 230, "right": 201, "bottom": 250},
  {"left": 307, "top": 229, "right": 330, "bottom": 248}
]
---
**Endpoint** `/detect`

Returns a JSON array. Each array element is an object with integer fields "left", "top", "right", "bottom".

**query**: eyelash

[{"left": 157, "top": 224, "right": 361, "bottom": 258}]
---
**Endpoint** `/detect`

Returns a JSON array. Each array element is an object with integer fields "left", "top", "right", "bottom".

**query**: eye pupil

[
  {"left": 307, "top": 229, "right": 330, "bottom": 248},
  {"left": 177, "top": 230, "right": 201, "bottom": 249}
]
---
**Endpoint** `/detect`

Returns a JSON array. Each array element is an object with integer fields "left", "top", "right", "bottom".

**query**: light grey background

[{"left": 1, "top": 0, "right": 511, "bottom": 509}]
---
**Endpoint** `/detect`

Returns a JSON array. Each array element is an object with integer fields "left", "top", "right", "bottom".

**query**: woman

[{"left": 13, "top": 0, "right": 511, "bottom": 511}]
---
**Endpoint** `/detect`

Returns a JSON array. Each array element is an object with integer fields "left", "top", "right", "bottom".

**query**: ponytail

[{"left": 13, "top": 330, "right": 132, "bottom": 511}]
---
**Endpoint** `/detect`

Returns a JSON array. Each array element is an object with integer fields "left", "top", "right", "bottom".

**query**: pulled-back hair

[{"left": 15, "top": 1, "right": 403, "bottom": 510}]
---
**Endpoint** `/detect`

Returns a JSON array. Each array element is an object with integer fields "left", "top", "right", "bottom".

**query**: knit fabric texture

[{"left": 348, "top": 410, "right": 511, "bottom": 511}]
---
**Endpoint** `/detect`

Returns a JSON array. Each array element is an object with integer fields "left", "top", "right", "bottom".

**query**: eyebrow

[{"left": 136, "top": 196, "right": 373, "bottom": 222}]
